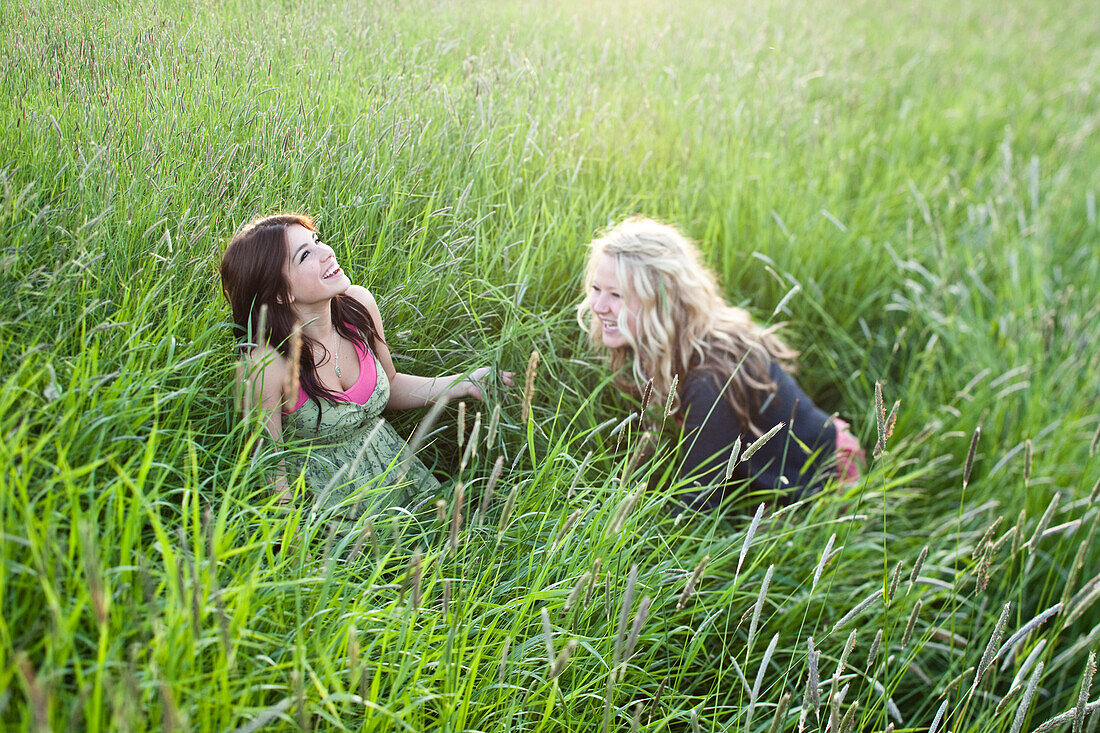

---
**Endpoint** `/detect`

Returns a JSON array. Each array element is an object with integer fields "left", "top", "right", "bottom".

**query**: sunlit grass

[{"left": 1, "top": 0, "right": 1098, "bottom": 729}]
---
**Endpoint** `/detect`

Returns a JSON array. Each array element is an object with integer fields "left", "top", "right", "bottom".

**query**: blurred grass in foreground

[{"left": 1, "top": 0, "right": 1098, "bottom": 729}]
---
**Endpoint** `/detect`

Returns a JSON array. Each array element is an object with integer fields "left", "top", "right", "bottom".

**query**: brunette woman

[{"left": 221, "top": 213, "right": 512, "bottom": 520}]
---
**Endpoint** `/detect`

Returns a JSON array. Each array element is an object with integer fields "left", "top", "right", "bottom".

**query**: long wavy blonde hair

[{"left": 577, "top": 216, "right": 797, "bottom": 432}]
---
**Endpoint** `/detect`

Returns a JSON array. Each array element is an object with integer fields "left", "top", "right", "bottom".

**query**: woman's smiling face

[
  {"left": 283, "top": 223, "right": 350, "bottom": 307},
  {"left": 588, "top": 254, "right": 639, "bottom": 349}
]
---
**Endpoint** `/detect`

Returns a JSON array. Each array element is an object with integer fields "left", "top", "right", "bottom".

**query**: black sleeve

[
  {"left": 677, "top": 372, "right": 746, "bottom": 510},
  {"left": 675, "top": 365, "right": 838, "bottom": 512}
]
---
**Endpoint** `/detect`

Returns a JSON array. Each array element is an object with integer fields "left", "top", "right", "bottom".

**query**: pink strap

[{"left": 285, "top": 336, "right": 377, "bottom": 413}]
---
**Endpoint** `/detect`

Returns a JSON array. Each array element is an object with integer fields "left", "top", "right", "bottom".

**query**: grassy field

[{"left": 2, "top": 0, "right": 1099, "bottom": 729}]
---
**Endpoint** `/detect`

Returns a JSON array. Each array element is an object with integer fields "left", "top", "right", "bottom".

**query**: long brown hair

[
  {"left": 219, "top": 213, "right": 382, "bottom": 405},
  {"left": 577, "top": 216, "right": 797, "bottom": 434}
]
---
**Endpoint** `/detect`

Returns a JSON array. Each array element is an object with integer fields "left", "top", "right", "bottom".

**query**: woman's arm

[
  {"left": 239, "top": 345, "right": 293, "bottom": 503},
  {"left": 347, "top": 285, "right": 512, "bottom": 408},
  {"left": 678, "top": 373, "right": 744, "bottom": 501}
]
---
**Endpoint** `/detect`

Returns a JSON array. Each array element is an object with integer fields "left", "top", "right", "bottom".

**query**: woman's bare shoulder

[
  {"left": 242, "top": 343, "right": 289, "bottom": 384},
  {"left": 346, "top": 284, "right": 379, "bottom": 309}
]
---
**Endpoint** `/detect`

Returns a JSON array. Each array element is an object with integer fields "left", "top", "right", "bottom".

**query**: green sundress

[{"left": 282, "top": 348, "right": 441, "bottom": 522}]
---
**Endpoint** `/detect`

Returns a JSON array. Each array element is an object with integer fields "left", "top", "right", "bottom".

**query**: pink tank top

[{"left": 285, "top": 334, "right": 378, "bottom": 413}]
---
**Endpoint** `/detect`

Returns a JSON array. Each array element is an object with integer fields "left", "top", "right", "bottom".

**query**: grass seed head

[
  {"left": 963, "top": 425, "right": 981, "bottom": 489},
  {"left": 831, "top": 589, "right": 881, "bottom": 633},
  {"left": 723, "top": 436, "right": 743, "bottom": 482},
  {"left": 584, "top": 558, "right": 602, "bottom": 608},
  {"left": 552, "top": 508, "right": 584, "bottom": 552},
  {"left": 498, "top": 636, "right": 512, "bottom": 684},
  {"left": 839, "top": 700, "right": 859, "bottom": 733},
  {"left": 567, "top": 450, "right": 593, "bottom": 501},
  {"left": 1063, "top": 519, "right": 1099, "bottom": 605},
  {"left": 971, "top": 602, "right": 1011, "bottom": 695},
  {"left": 677, "top": 554, "right": 709, "bottom": 610},
  {"left": 867, "top": 629, "right": 883, "bottom": 670},
  {"left": 521, "top": 348, "right": 539, "bottom": 423},
  {"left": 541, "top": 607, "right": 555, "bottom": 668},
  {"left": 648, "top": 677, "right": 668, "bottom": 726},
  {"left": 829, "top": 685, "right": 843, "bottom": 733},
  {"left": 1008, "top": 638, "right": 1047, "bottom": 684},
  {"left": 607, "top": 484, "right": 643, "bottom": 537},
  {"left": 347, "top": 626, "right": 361, "bottom": 690},
  {"left": 497, "top": 478, "right": 520, "bottom": 539},
  {"left": 736, "top": 503, "right": 766, "bottom": 578},
  {"left": 664, "top": 374, "right": 679, "bottom": 417},
  {"left": 747, "top": 564, "right": 774, "bottom": 655},
  {"left": 928, "top": 699, "right": 949, "bottom": 733},
  {"left": 623, "top": 595, "right": 652, "bottom": 663},
  {"left": 873, "top": 382, "right": 885, "bottom": 457},
  {"left": 742, "top": 422, "right": 784, "bottom": 464},
  {"left": 977, "top": 554, "right": 992, "bottom": 592},
  {"left": 807, "top": 636, "right": 820, "bottom": 714},
  {"left": 292, "top": 668, "right": 308, "bottom": 731},
  {"left": 403, "top": 395, "right": 452, "bottom": 472},
  {"left": 1012, "top": 508, "right": 1027, "bottom": 555},
  {"left": 622, "top": 431, "right": 655, "bottom": 486},
  {"left": 448, "top": 483, "right": 464, "bottom": 552},
  {"left": 746, "top": 634, "right": 780, "bottom": 730},
  {"left": 284, "top": 325, "right": 302, "bottom": 399},
  {"left": 159, "top": 679, "right": 181, "bottom": 732},
  {"left": 321, "top": 520, "right": 339, "bottom": 565},
  {"left": 1010, "top": 661, "right": 1044, "bottom": 733},
  {"left": 565, "top": 570, "right": 591, "bottom": 612},
  {"left": 812, "top": 533, "right": 836, "bottom": 591},
  {"left": 485, "top": 403, "right": 500, "bottom": 449},
  {"left": 550, "top": 639, "right": 578, "bottom": 679},
  {"left": 998, "top": 603, "right": 1063, "bottom": 663},
  {"left": 767, "top": 692, "right": 791, "bottom": 733},
  {"left": 391, "top": 515, "right": 403, "bottom": 555},
  {"left": 1033, "top": 689, "right": 1100, "bottom": 733},
  {"left": 16, "top": 653, "right": 49, "bottom": 733},
  {"left": 902, "top": 599, "right": 922, "bottom": 648},
  {"left": 887, "top": 559, "right": 904, "bottom": 603},
  {"left": 835, "top": 629, "right": 858, "bottom": 679},
  {"left": 460, "top": 409, "right": 481, "bottom": 471},
  {"left": 351, "top": 519, "right": 375, "bottom": 560},
  {"left": 203, "top": 505, "right": 216, "bottom": 570},
  {"left": 640, "top": 378, "right": 654, "bottom": 415},
  {"left": 976, "top": 516, "right": 1004, "bottom": 558},
  {"left": 1074, "top": 651, "right": 1096, "bottom": 733},
  {"left": 80, "top": 520, "right": 108, "bottom": 626},
  {"left": 909, "top": 545, "right": 928, "bottom": 594},
  {"left": 613, "top": 565, "right": 639, "bottom": 667},
  {"left": 943, "top": 666, "right": 975, "bottom": 698},
  {"left": 478, "top": 455, "right": 505, "bottom": 524},
  {"left": 457, "top": 400, "right": 466, "bottom": 449},
  {"left": 1027, "top": 493, "right": 1060, "bottom": 555},
  {"left": 885, "top": 400, "right": 900, "bottom": 442}
]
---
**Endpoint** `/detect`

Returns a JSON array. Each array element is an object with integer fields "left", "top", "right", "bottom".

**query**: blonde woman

[{"left": 578, "top": 216, "right": 863, "bottom": 510}]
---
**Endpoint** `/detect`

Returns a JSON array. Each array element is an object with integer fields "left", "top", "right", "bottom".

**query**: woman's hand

[{"left": 451, "top": 366, "right": 515, "bottom": 402}]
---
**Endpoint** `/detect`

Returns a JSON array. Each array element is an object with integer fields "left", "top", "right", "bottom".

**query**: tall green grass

[{"left": 2, "top": 0, "right": 1098, "bottom": 729}]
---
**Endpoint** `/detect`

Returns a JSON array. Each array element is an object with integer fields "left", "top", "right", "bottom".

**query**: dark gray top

[{"left": 677, "top": 360, "right": 837, "bottom": 510}]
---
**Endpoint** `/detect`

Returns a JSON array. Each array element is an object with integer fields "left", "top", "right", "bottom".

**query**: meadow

[{"left": 2, "top": 0, "right": 1099, "bottom": 729}]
